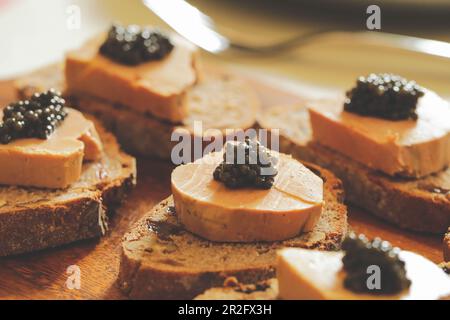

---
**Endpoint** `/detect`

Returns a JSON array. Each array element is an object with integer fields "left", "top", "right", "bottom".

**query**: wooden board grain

[{"left": 0, "top": 74, "right": 445, "bottom": 300}]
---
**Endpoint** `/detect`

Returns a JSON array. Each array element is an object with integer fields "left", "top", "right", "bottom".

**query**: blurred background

[{"left": 1, "top": 0, "right": 450, "bottom": 97}]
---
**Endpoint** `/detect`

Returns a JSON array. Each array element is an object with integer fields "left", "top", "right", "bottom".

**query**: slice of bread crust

[
  {"left": 195, "top": 277, "right": 450, "bottom": 300},
  {"left": 258, "top": 104, "right": 450, "bottom": 234},
  {"left": 194, "top": 278, "right": 278, "bottom": 300},
  {"left": 445, "top": 228, "right": 450, "bottom": 261},
  {"left": 118, "top": 163, "right": 347, "bottom": 300},
  {"left": 15, "top": 64, "right": 260, "bottom": 160},
  {"left": 0, "top": 119, "right": 136, "bottom": 257}
]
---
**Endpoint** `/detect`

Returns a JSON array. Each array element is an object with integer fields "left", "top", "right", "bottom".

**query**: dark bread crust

[
  {"left": 118, "top": 163, "right": 347, "bottom": 300},
  {"left": 15, "top": 64, "right": 260, "bottom": 160},
  {"left": 445, "top": 228, "right": 450, "bottom": 261},
  {"left": 258, "top": 104, "right": 450, "bottom": 234},
  {"left": 194, "top": 278, "right": 278, "bottom": 300},
  {"left": 0, "top": 120, "right": 136, "bottom": 257}
]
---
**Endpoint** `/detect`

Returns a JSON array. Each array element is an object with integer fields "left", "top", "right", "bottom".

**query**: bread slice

[
  {"left": 0, "top": 119, "right": 136, "bottom": 256},
  {"left": 258, "top": 104, "right": 450, "bottom": 234},
  {"left": 194, "top": 278, "right": 278, "bottom": 300},
  {"left": 445, "top": 228, "right": 450, "bottom": 261},
  {"left": 15, "top": 64, "right": 260, "bottom": 160},
  {"left": 118, "top": 163, "right": 347, "bottom": 300}
]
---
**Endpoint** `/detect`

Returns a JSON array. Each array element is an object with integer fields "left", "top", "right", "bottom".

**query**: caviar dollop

[
  {"left": 213, "top": 138, "right": 278, "bottom": 189},
  {"left": 99, "top": 24, "right": 174, "bottom": 66},
  {"left": 344, "top": 73, "right": 424, "bottom": 121},
  {"left": 0, "top": 89, "right": 68, "bottom": 144},
  {"left": 342, "top": 233, "right": 411, "bottom": 294}
]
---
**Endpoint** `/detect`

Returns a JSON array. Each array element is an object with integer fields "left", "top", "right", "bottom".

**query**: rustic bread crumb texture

[
  {"left": 0, "top": 119, "right": 136, "bottom": 257},
  {"left": 194, "top": 278, "right": 278, "bottom": 300},
  {"left": 118, "top": 163, "right": 347, "bottom": 300}
]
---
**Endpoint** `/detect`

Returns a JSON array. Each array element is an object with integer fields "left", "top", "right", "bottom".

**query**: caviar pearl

[
  {"left": 0, "top": 89, "right": 68, "bottom": 144},
  {"left": 344, "top": 73, "right": 424, "bottom": 121},
  {"left": 213, "top": 138, "right": 278, "bottom": 189},
  {"left": 342, "top": 233, "right": 411, "bottom": 294},
  {"left": 99, "top": 23, "right": 174, "bottom": 66}
]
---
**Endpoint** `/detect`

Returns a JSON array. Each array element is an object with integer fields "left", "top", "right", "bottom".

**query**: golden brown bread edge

[
  {"left": 118, "top": 162, "right": 347, "bottom": 300},
  {"left": 0, "top": 119, "right": 136, "bottom": 257},
  {"left": 257, "top": 104, "right": 450, "bottom": 234},
  {"left": 15, "top": 64, "right": 260, "bottom": 160}
]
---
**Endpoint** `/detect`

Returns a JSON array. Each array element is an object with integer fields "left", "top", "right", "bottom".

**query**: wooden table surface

[{"left": 0, "top": 75, "right": 444, "bottom": 300}]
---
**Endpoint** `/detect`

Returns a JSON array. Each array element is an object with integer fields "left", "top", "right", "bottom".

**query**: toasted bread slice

[
  {"left": 0, "top": 119, "right": 136, "bottom": 257},
  {"left": 194, "top": 278, "right": 278, "bottom": 300},
  {"left": 15, "top": 64, "right": 259, "bottom": 160},
  {"left": 258, "top": 104, "right": 450, "bottom": 234},
  {"left": 445, "top": 228, "right": 450, "bottom": 261},
  {"left": 118, "top": 163, "right": 347, "bottom": 300}
]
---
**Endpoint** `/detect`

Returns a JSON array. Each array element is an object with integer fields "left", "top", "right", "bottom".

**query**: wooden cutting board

[{"left": 0, "top": 73, "right": 444, "bottom": 300}]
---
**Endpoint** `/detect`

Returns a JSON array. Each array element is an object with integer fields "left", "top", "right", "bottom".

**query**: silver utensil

[{"left": 143, "top": 0, "right": 450, "bottom": 59}]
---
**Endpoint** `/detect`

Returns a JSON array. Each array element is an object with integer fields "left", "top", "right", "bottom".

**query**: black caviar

[
  {"left": 100, "top": 24, "right": 174, "bottom": 66},
  {"left": 213, "top": 138, "right": 278, "bottom": 189},
  {"left": 0, "top": 89, "right": 68, "bottom": 144},
  {"left": 344, "top": 73, "right": 424, "bottom": 121},
  {"left": 341, "top": 233, "right": 411, "bottom": 294}
]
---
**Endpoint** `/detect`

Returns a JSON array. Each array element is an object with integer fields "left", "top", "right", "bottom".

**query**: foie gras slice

[
  {"left": 171, "top": 151, "right": 323, "bottom": 242},
  {"left": 277, "top": 248, "right": 450, "bottom": 300},
  {"left": 65, "top": 33, "right": 198, "bottom": 123},
  {"left": 308, "top": 90, "right": 450, "bottom": 178},
  {"left": 0, "top": 108, "right": 102, "bottom": 189}
]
